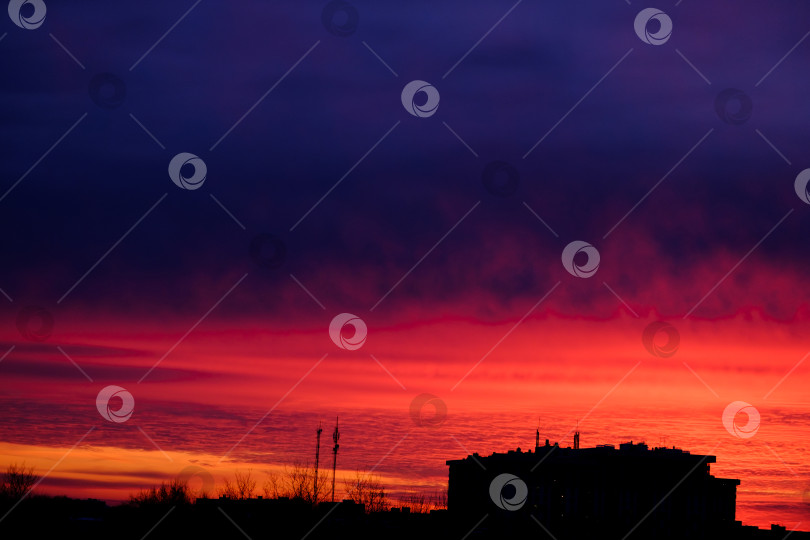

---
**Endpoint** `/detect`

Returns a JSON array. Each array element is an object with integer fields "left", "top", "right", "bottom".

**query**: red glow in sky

[{"left": 1, "top": 307, "right": 808, "bottom": 529}]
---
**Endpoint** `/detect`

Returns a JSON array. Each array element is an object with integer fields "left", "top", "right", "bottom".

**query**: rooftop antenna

[
  {"left": 574, "top": 421, "right": 580, "bottom": 450},
  {"left": 314, "top": 422, "right": 323, "bottom": 503},
  {"left": 535, "top": 420, "right": 540, "bottom": 449},
  {"left": 331, "top": 416, "right": 340, "bottom": 503}
]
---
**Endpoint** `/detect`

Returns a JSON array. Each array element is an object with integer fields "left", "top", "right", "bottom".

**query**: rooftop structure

[{"left": 447, "top": 434, "right": 740, "bottom": 539}]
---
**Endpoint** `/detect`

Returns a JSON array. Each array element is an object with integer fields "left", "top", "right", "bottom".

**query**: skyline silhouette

[{"left": 0, "top": 435, "right": 807, "bottom": 539}]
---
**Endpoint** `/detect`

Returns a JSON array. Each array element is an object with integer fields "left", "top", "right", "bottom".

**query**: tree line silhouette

[
  {"left": 128, "top": 461, "right": 446, "bottom": 513},
  {"left": 0, "top": 459, "right": 805, "bottom": 540},
  {"left": 0, "top": 459, "right": 447, "bottom": 512},
  {"left": 0, "top": 462, "right": 38, "bottom": 502},
  {"left": 0, "top": 460, "right": 450, "bottom": 539}
]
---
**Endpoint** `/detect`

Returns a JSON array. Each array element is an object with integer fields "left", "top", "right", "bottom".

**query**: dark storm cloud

[
  {"left": 1, "top": 0, "right": 809, "bottom": 324},
  {"left": 0, "top": 341, "right": 148, "bottom": 358},
  {"left": 0, "top": 344, "right": 231, "bottom": 384}
]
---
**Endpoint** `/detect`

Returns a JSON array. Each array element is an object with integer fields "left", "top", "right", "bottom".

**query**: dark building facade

[{"left": 447, "top": 436, "right": 741, "bottom": 539}]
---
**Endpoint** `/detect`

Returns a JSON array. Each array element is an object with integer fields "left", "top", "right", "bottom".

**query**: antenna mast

[
  {"left": 314, "top": 422, "right": 323, "bottom": 503},
  {"left": 331, "top": 416, "right": 340, "bottom": 502},
  {"left": 535, "top": 422, "right": 540, "bottom": 449}
]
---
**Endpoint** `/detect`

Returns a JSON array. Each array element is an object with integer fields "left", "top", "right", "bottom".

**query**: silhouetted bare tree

[
  {"left": 129, "top": 478, "right": 193, "bottom": 506},
  {"left": 400, "top": 489, "right": 447, "bottom": 513},
  {"left": 220, "top": 469, "right": 256, "bottom": 500},
  {"left": 343, "top": 470, "right": 388, "bottom": 513},
  {"left": 433, "top": 488, "right": 448, "bottom": 510},
  {"left": 262, "top": 462, "right": 330, "bottom": 505},
  {"left": 402, "top": 492, "right": 430, "bottom": 513},
  {"left": 263, "top": 471, "right": 283, "bottom": 499},
  {"left": 1, "top": 462, "right": 39, "bottom": 500}
]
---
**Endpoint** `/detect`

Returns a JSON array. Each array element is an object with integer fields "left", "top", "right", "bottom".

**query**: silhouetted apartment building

[{"left": 446, "top": 435, "right": 741, "bottom": 539}]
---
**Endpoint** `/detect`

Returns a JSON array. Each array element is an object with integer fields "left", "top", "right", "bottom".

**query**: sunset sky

[{"left": 1, "top": 0, "right": 810, "bottom": 532}]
